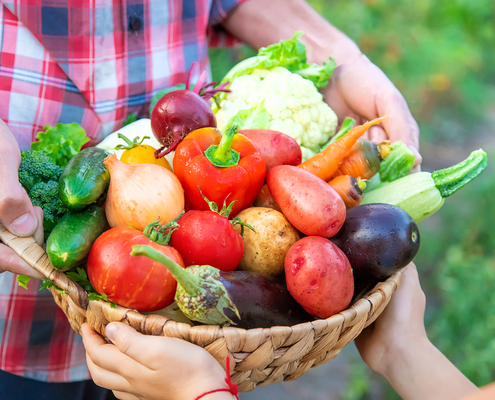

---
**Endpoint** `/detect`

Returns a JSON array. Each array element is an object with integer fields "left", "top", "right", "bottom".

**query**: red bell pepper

[{"left": 173, "top": 125, "right": 266, "bottom": 217}]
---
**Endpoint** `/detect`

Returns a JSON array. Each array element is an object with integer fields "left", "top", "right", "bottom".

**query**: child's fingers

[
  {"left": 82, "top": 323, "right": 142, "bottom": 377},
  {"left": 86, "top": 353, "right": 132, "bottom": 393}
]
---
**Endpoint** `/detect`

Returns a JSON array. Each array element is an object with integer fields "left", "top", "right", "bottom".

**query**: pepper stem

[
  {"left": 131, "top": 245, "right": 201, "bottom": 296},
  {"left": 431, "top": 149, "right": 487, "bottom": 198},
  {"left": 204, "top": 124, "right": 240, "bottom": 167}
]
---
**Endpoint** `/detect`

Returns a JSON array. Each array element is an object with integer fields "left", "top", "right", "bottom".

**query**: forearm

[
  {"left": 222, "top": 0, "right": 361, "bottom": 65},
  {"left": 381, "top": 337, "right": 479, "bottom": 400}
]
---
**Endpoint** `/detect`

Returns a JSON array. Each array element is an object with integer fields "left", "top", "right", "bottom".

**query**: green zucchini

[
  {"left": 59, "top": 147, "right": 110, "bottom": 211},
  {"left": 46, "top": 205, "right": 107, "bottom": 271},
  {"left": 362, "top": 149, "right": 488, "bottom": 222}
]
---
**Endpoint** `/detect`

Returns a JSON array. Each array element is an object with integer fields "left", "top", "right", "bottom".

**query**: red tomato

[
  {"left": 87, "top": 226, "right": 185, "bottom": 311},
  {"left": 170, "top": 210, "right": 243, "bottom": 271}
]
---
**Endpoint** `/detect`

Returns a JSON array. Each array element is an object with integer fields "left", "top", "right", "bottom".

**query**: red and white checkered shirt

[{"left": 0, "top": 0, "right": 245, "bottom": 382}]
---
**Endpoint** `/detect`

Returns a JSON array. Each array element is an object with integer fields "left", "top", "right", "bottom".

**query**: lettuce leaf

[
  {"left": 221, "top": 31, "right": 336, "bottom": 89},
  {"left": 16, "top": 274, "right": 32, "bottom": 290},
  {"left": 31, "top": 123, "right": 89, "bottom": 167},
  {"left": 228, "top": 103, "right": 270, "bottom": 130}
]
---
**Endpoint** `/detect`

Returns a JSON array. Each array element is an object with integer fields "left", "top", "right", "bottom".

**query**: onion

[
  {"left": 104, "top": 154, "right": 184, "bottom": 231},
  {"left": 150, "top": 64, "right": 231, "bottom": 158}
]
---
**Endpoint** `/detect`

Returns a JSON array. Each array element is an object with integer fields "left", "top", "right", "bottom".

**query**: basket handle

[{"left": 0, "top": 222, "right": 89, "bottom": 310}]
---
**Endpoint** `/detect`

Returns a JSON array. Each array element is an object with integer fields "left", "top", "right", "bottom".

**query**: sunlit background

[{"left": 209, "top": 0, "right": 495, "bottom": 398}]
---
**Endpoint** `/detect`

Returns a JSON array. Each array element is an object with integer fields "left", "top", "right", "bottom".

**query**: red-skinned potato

[
  {"left": 239, "top": 129, "right": 302, "bottom": 171},
  {"left": 285, "top": 236, "right": 354, "bottom": 319},
  {"left": 267, "top": 165, "right": 346, "bottom": 238}
]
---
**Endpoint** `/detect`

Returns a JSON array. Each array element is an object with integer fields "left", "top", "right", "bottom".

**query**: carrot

[
  {"left": 328, "top": 175, "right": 366, "bottom": 209},
  {"left": 298, "top": 116, "right": 387, "bottom": 181},
  {"left": 332, "top": 139, "right": 393, "bottom": 180}
]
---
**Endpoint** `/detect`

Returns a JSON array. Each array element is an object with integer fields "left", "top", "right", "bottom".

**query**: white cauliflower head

[{"left": 215, "top": 66, "right": 338, "bottom": 160}]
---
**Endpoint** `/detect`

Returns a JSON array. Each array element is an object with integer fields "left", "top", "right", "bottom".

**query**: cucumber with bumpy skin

[
  {"left": 46, "top": 205, "right": 107, "bottom": 271},
  {"left": 59, "top": 147, "right": 110, "bottom": 211},
  {"left": 362, "top": 149, "right": 488, "bottom": 222}
]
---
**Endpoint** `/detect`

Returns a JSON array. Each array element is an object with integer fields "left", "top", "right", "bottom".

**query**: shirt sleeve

[{"left": 207, "top": 0, "right": 249, "bottom": 48}]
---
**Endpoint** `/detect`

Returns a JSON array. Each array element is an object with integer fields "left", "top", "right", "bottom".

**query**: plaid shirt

[{"left": 0, "top": 0, "right": 244, "bottom": 382}]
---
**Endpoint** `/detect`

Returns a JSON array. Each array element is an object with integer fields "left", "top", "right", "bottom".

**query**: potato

[
  {"left": 267, "top": 165, "right": 346, "bottom": 238},
  {"left": 285, "top": 236, "right": 354, "bottom": 319},
  {"left": 234, "top": 207, "right": 300, "bottom": 278},
  {"left": 239, "top": 129, "right": 302, "bottom": 171}
]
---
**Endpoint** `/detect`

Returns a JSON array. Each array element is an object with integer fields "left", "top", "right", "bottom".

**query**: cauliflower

[{"left": 216, "top": 67, "right": 338, "bottom": 160}]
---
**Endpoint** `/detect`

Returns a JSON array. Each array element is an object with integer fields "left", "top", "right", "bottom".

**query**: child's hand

[
  {"left": 354, "top": 262, "right": 427, "bottom": 375},
  {"left": 81, "top": 322, "right": 236, "bottom": 400}
]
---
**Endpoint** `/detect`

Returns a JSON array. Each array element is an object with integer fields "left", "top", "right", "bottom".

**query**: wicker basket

[{"left": 0, "top": 221, "right": 402, "bottom": 392}]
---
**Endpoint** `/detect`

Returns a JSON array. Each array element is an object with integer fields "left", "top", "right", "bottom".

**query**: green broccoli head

[
  {"left": 29, "top": 180, "right": 68, "bottom": 234},
  {"left": 19, "top": 150, "right": 63, "bottom": 192}
]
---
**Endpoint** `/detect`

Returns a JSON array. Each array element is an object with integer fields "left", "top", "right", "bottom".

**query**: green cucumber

[
  {"left": 59, "top": 147, "right": 110, "bottom": 211},
  {"left": 46, "top": 205, "right": 107, "bottom": 271},
  {"left": 362, "top": 149, "right": 488, "bottom": 222}
]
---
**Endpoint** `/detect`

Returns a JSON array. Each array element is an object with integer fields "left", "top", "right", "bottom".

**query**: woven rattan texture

[{"left": 0, "top": 222, "right": 402, "bottom": 392}]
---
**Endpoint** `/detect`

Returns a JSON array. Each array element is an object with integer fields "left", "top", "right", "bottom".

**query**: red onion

[{"left": 151, "top": 64, "right": 230, "bottom": 158}]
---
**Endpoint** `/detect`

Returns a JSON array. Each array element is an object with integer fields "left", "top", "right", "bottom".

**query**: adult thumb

[{"left": 0, "top": 179, "right": 39, "bottom": 237}]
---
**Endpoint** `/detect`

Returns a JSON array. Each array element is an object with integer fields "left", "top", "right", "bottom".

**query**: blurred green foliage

[{"left": 209, "top": 0, "right": 495, "bottom": 397}]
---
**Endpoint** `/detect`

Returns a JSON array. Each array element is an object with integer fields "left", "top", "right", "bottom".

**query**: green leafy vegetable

[
  {"left": 18, "top": 150, "right": 63, "bottom": 192},
  {"left": 31, "top": 123, "right": 90, "bottom": 167},
  {"left": 40, "top": 278, "right": 68, "bottom": 293},
  {"left": 66, "top": 268, "right": 116, "bottom": 308},
  {"left": 122, "top": 113, "right": 138, "bottom": 127},
  {"left": 16, "top": 275, "right": 32, "bottom": 290},
  {"left": 19, "top": 150, "right": 67, "bottom": 235},
  {"left": 222, "top": 31, "right": 336, "bottom": 90},
  {"left": 228, "top": 102, "right": 270, "bottom": 130}
]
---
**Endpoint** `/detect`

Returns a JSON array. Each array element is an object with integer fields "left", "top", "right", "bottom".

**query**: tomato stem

[
  {"left": 114, "top": 133, "right": 150, "bottom": 151},
  {"left": 131, "top": 245, "right": 202, "bottom": 296}
]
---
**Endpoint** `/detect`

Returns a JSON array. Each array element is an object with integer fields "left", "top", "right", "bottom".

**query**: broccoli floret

[
  {"left": 29, "top": 181, "right": 68, "bottom": 235},
  {"left": 19, "top": 150, "right": 63, "bottom": 191}
]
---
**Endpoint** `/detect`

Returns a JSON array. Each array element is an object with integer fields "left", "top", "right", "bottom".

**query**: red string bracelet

[{"left": 194, "top": 357, "right": 239, "bottom": 400}]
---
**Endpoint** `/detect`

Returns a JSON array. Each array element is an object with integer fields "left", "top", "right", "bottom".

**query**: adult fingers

[
  {"left": 32, "top": 207, "right": 45, "bottom": 246},
  {"left": 111, "top": 391, "right": 139, "bottom": 400},
  {"left": 0, "top": 181, "right": 39, "bottom": 237},
  {"left": 375, "top": 89, "right": 422, "bottom": 167},
  {"left": 0, "top": 243, "right": 44, "bottom": 278}
]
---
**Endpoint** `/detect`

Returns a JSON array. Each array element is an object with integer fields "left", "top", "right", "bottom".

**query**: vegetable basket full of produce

[
  {"left": 0, "top": 222, "right": 403, "bottom": 392},
  {"left": 6, "top": 33, "right": 488, "bottom": 393}
]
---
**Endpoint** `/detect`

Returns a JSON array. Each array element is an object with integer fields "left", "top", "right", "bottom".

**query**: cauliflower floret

[
  {"left": 268, "top": 119, "right": 304, "bottom": 145},
  {"left": 216, "top": 66, "right": 338, "bottom": 160}
]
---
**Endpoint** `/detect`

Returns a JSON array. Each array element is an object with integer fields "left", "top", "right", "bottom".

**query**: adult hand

[
  {"left": 354, "top": 262, "right": 427, "bottom": 375},
  {"left": 0, "top": 119, "right": 44, "bottom": 278},
  {"left": 321, "top": 53, "right": 422, "bottom": 168},
  {"left": 81, "top": 322, "right": 236, "bottom": 400}
]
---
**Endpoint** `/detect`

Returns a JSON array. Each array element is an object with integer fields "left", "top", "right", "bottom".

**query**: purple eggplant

[
  {"left": 131, "top": 245, "right": 312, "bottom": 329},
  {"left": 331, "top": 203, "right": 420, "bottom": 296}
]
